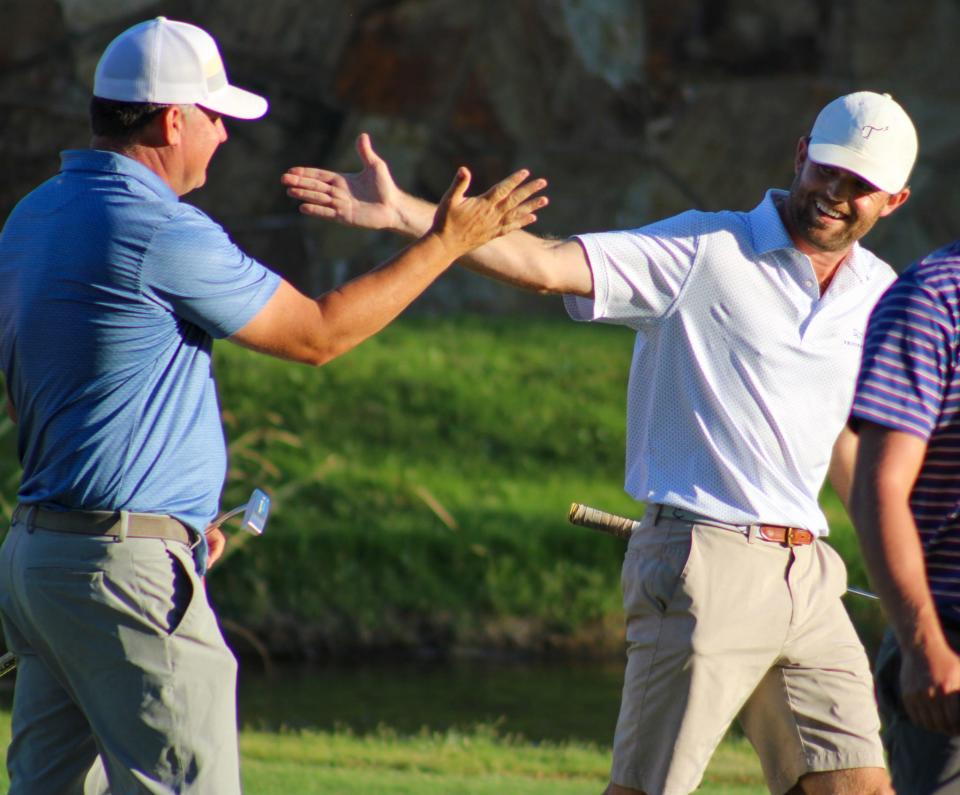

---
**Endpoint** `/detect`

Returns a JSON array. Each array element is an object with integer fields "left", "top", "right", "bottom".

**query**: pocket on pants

[
  {"left": 622, "top": 525, "right": 693, "bottom": 616},
  {"left": 132, "top": 545, "right": 197, "bottom": 637},
  {"left": 818, "top": 539, "right": 850, "bottom": 600}
]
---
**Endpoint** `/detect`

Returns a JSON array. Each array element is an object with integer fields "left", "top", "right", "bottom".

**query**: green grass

[
  {"left": 0, "top": 313, "right": 874, "bottom": 790},
  {"left": 0, "top": 707, "right": 765, "bottom": 794},
  {"left": 240, "top": 726, "right": 765, "bottom": 794},
  {"left": 205, "top": 315, "right": 644, "bottom": 655},
  {"left": 0, "top": 315, "right": 886, "bottom": 656}
]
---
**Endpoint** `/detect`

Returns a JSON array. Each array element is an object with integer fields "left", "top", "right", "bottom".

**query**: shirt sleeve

[
  {"left": 851, "top": 273, "right": 954, "bottom": 440},
  {"left": 563, "top": 210, "right": 701, "bottom": 330},
  {"left": 140, "top": 205, "right": 281, "bottom": 339}
]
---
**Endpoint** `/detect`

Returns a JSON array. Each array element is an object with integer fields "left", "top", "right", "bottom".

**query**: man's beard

[{"left": 784, "top": 174, "right": 878, "bottom": 253}]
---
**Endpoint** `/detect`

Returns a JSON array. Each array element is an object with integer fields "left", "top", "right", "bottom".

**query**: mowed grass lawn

[
  {"left": 0, "top": 315, "right": 870, "bottom": 793},
  {"left": 0, "top": 709, "right": 766, "bottom": 793}
]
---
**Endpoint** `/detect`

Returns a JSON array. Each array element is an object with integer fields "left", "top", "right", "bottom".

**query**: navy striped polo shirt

[{"left": 851, "top": 242, "right": 960, "bottom": 623}]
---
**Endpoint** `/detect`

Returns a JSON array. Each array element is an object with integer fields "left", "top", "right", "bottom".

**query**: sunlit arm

[
  {"left": 231, "top": 234, "right": 470, "bottom": 365},
  {"left": 389, "top": 191, "right": 594, "bottom": 296},
  {"left": 827, "top": 424, "right": 858, "bottom": 510},
  {"left": 849, "top": 421, "right": 960, "bottom": 735},
  {"left": 235, "top": 166, "right": 547, "bottom": 365},
  {"left": 282, "top": 133, "right": 594, "bottom": 298}
]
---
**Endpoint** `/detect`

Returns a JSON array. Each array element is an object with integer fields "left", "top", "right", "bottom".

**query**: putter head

[{"left": 240, "top": 488, "right": 271, "bottom": 536}]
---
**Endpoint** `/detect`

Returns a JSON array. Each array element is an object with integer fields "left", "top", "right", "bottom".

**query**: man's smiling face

[{"left": 783, "top": 138, "right": 898, "bottom": 253}]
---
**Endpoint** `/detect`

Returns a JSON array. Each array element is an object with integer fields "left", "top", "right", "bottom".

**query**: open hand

[
  {"left": 282, "top": 133, "right": 401, "bottom": 230},
  {"left": 431, "top": 167, "right": 548, "bottom": 259}
]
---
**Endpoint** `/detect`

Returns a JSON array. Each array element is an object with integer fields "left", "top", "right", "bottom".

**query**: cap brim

[
  {"left": 807, "top": 142, "right": 900, "bottom": 194},
  {"left": 201, "top": 84, "right": 268, "bottom": 120}
]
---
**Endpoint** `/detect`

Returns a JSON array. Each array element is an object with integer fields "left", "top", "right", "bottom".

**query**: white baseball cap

[
  {"left": 93, "top": 17, "right": 268, "bottom": 120},
  {"left": 807, "top": 91, "right": 917, "bottom": 194}
]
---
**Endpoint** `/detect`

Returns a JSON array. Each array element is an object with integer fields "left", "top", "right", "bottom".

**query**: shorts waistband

[
  {"left": 653, "top": 504, "right": 815, "bottom": 547},
  {"left": 12, "top": 504, "right": 195, "bottom": 546}
]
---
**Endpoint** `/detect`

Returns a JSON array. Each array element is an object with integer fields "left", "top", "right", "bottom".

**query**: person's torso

[
  {"left": 573, "top": 194, "right": 895, "bottom": 532},
  {"left": 0, "top": 153, "right": 232, "bottom": 529},
  {"left": 873, "top": 250, "right": 960, "bottom": 620}
]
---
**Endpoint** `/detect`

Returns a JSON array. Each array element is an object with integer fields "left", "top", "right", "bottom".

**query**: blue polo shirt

[{"left": 0, "top": 150, "right": 281, "bottom": 560}]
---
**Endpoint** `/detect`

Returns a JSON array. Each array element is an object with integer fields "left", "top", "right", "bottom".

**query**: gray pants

[
  {"left": 0, "top": 515, "right": 241, "bottom": 794},
  {"left": 876, "top": 628, "right": 960, "bottom": 794}
]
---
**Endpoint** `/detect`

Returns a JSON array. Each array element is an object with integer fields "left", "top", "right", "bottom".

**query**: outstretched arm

[
  {"left": 282, "top": 133, "right": 594, "bottom": 297},
  {"left": 232, "top": 165, "right": 546, "bottom": 365},
  {"left": 849, "top": 422, "right": 960, "bottom": 735}
]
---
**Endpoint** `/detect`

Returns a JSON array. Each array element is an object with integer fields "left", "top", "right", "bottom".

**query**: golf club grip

[
  {"left": 568, "top": 503, "right": 636, "bottom": 540},
  {"left": 0, "top": 651, "right": 15, "bottom": 677}
]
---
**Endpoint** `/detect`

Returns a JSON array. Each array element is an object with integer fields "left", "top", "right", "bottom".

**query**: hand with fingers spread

[
  {"left": 900, "top": 639, "right": 960, "bottom": 735},
  {"left": 429, "top": 166, "right": 548, "bottom": 259},
  {"left": 282, "top": 133, "right": 402, "bottom": 230}
]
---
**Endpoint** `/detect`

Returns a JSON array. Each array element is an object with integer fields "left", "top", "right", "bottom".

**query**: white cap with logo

[
  {"left": 94, "top": 17, "right": 268, "bottom": 120},
  {"left": 807, "top": 91, "right": 917, "bottom": 194}
]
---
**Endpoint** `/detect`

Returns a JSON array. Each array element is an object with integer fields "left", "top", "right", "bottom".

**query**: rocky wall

[{"left": 2, "top": 0, "right": 958, "bottom": 312}]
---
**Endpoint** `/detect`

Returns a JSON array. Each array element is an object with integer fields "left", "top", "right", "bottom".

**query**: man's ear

[
  {"left": 794, "top": 136, "right": 810, "bottom": 175},
  {"left": 135, "top": 106, "right": 183, "bottom": 148},
  {"left": 879, "top": 186, "right": 911, "bottom": 218},
  {"left": 158, "top": 105, "right": 186, "bottom": 146}
]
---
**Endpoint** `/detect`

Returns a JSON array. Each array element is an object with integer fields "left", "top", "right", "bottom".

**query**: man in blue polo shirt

[
  {"left": 0, "top": 16, "right": 546, "bottom": 795},
  {"left": 850, "top": 248, "right": 960, "bottom": 794},
  {"left": 283, "top": 92, "right": 918, "bottom": 794}
]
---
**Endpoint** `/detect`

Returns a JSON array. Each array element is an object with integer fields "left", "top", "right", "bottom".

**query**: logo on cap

[
  {"left": 861, "top": 125, "right": 889, "bottom": 139},
  {"left": 808, "top": 91, "right": 918, "bottom": 193}
]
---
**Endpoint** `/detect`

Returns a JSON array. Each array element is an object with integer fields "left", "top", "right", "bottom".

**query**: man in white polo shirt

[{"left": 282, "top": 92, "right": 916, "bottom": 794}]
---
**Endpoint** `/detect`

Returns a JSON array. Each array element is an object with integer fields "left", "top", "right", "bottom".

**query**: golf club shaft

[
  {"left": 208, "top": 505, "right": 244, "bottom": 531},
  {"left": 567, "top": 502, "right": 880, "bottom": 601}
]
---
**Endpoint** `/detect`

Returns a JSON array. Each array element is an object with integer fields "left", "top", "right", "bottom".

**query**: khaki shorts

[{"left": 610, "top": 509, "right": 884, "bottom": 795}]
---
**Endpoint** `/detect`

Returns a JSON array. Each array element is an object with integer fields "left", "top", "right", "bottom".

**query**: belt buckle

[{"left": 783, "top": 527, "right": 810, "bottom": 547}]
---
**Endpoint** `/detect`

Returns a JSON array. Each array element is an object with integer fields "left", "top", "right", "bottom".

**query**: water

[
  {"left": 0, "top": 654, "right": 626, "bottom": 746},
  {"left": 237, "top": 657, "right": 625, "bottom": 746}
]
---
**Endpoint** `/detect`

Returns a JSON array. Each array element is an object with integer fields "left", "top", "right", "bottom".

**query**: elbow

[
  {"left": 298, "top": 335, "right": 355, "bottom": 367},
  {"left": 532, "top": 269, "right": 570, "bottom": 296},
  {"left": 300, "top": 346, "right": 338, "bottom": 368}
]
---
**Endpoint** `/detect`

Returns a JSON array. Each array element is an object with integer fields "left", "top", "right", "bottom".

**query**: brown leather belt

[
  {"left": 13, "top": 504, "right": 194, "bottom": 545},
  {"left": 655, "top": 505, "right": 815, "bottom": 547}
]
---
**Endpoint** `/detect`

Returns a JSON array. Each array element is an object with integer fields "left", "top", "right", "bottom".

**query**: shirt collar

[
  {"left": 748, "top": 188, "right": 868, "bottom": 284},
  {"left": 60, "top": 149, "right": 179, "bottom": 203}
]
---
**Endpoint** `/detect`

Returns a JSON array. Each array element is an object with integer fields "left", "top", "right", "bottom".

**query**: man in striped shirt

[{"left": 850, "top": 246, "right": 960, "bottom": 793}]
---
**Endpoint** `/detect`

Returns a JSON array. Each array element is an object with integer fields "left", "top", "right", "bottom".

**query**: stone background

[{"left": 2, "top": 0, "right": 959, "bottom": 312}]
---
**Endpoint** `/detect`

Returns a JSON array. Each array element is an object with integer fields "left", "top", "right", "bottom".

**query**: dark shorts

[{"left": 875, "top": 627, "right": 960, "bottom": 795}]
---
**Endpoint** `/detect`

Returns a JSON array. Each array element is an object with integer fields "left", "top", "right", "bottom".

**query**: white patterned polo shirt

[{"left": 564, "top": 189, "right": 896, "bottom": 534}]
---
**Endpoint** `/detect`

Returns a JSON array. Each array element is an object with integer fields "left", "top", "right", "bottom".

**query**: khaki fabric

[
  {"left": 0, "top": 517, "right": 240, "bottom": 795},
  {"left": 610, "top": 510, "right": 884, "bottom": 795}
]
